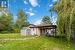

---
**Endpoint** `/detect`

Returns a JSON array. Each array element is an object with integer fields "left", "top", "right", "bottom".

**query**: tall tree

[
  {"left": 0, "top": 12, "right": 13, "bottom": 32},
  {"left": 42, "top": 16, "right": 51, "bottom": 24},
  {"left": 15, "top": 9, "right": 29, "bottom": 32},
  {"left": 54, "top": 0, "right": 75, "bottom": 40}
]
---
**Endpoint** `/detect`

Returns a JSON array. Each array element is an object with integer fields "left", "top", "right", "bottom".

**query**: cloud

[
  {"left": 24, "top": 0, "right": 28, "bottom": 4},
  {"left": 33, "top": 19, "right": 42, "bottom": 25},
  {"left": 24, "top": 8, "right": 27, "bottom": 10},
  {"left": 29, "top": 0, "right": 39, "bottom": 7},
  {"left": 52, "top": 18, "right": 57, "bottom": 25},
  {"left": 26, "top": 12, "right": 35, "bottom": 16},
  {"left": 29, "top": 12, "right": 35, "bottom": 16},
  {"left": 51, "top": 16, "right": 57, "bottom": 25},
  {"left": 49, "top": 4, "right": 53, "bottom": 7},
  {"left": 38, "top": 5, "right": 40, "bottom": 7},
  {"left": 29, "top": 8, "right": 38, "bottom": 13},
  {"left": 52, "top": 0, "right": 57, "bottom": 2},
  {"left": 29, "top": 8, "right": 33, "bottom": 11},
  {"left": 13, "top": 16, "right": 17, "bottom": 22}
]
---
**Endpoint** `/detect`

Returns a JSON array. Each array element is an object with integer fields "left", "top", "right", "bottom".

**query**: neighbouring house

[{"left": 21, "top": 24, "right": 57, "bottom": 36}]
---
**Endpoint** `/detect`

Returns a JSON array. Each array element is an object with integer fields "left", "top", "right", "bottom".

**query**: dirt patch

[{"left": 53, "top": 47, "right": 61, "bottom": 50}]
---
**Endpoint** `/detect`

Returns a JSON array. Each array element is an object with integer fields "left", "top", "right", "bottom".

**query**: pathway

[{"left": 0, "top": 36, "right": 38, "bottom": 40}]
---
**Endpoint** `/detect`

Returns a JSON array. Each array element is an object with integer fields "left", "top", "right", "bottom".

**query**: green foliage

[
  {"left": 42, "top": 16, "right": 51, "bottom": 24},
  {"left": 0, "top": 34, "right": 32, "bottom": 38},
  {"left": 15, "top": 9, "right": 30, "bottom": 33},
  {"left": 0, "top": 36, "right": 75, "bottom": 50},
  {"left": 0, "top": 9, "right": 30, "bottom": 33},
  {"left": 54, "top": 0, "right": 75, "bottom": 40},
  {"left": 0, "top": 12, "right": 13, "bottom": 33}
]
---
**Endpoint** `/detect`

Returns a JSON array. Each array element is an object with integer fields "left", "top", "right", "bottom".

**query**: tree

[
  {"left": 15, "top": 9, "right": 29, "bottom": 33},
  {"left": 71, "top": 9, "right": 75, "bottom": 40},
  {"left": 42, "top": 16, "right": 51, "bottom": 24},
  {"left": 54, "top": 0, "right": 75, "bottom": 40},
  {"left": 0, "top": 12, "right": 13, "bottom": 33}
]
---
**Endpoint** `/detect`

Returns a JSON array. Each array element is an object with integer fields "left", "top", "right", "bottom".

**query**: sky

[{"left": 8, "top": 0, "right": 57, "bottom": 25}]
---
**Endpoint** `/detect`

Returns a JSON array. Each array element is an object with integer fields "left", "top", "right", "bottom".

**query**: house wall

[
  {"left": 30, "top": 28, "right": 40, "bottom": 36},
  {"left": 30, "top": 28, "right": 36, "bottom": 35},
  {"left": 46, "top": 29, "right": 53, "bottom": 35},
  {"left": 21, "top": 26, "right": 56, "bottom": 36},
  {"left": 39, "top": 29, "right": 55, "bottom": 36},
  {"left": 21, "top": 29, "right": 27, "bottom": 36},
  {"left": 21, "top": 27, "right": 31, "bottom": 36},
  {"left": 36, "top": 28, "right": 40, "bottom": 36}
]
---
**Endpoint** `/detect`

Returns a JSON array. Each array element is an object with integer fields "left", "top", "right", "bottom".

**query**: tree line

[
  {"left": 0, "top": 9, "right": 30, "bottom": 33},
  {"left": 0, "top": 9, "right": 51, "bottom": 33}
]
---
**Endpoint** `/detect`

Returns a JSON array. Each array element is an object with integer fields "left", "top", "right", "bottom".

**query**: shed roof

[{"left": 29, "top": 23, "right": 57, "bottom": 28}]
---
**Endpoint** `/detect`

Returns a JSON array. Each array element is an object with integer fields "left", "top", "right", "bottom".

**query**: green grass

[
  {"left": 0, "top": 36, "right": 75, "bottom": 50},
  {"left": 0, "top": 33, "right": 33, "bottom": 38}
]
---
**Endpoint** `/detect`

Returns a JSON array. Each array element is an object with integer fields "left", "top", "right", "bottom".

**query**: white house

[{"left": 21, "top": 24, "right": 56, "bottom": 36}]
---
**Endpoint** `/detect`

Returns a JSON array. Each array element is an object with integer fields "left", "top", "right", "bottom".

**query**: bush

[{"left": 0, "top": 31, "right": 9, "bottom": 34}]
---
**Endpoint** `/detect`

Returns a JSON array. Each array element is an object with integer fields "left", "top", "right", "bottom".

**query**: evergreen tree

[
  {"left": 42, "top": 16, "right": 51, "bottom": 24},
  {"left": 0, "top": 12, "right": 13, "bottom": 33}
]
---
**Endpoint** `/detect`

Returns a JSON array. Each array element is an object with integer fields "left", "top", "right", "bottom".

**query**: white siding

[
  {"left": 21, "top": 27, "right": 41, "bottom": 36},
  {"left": 21, "top": 29, "right": 27, "bottom": 36}
]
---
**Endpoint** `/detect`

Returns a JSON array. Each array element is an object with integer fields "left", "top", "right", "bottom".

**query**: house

[{"left": 21, "top": 24, "right": 57, "bottom": 36}]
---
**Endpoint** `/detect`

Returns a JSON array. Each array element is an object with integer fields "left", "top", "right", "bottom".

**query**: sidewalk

[{"left": 0, "top": 37, "right": 36, "bottom": 40}]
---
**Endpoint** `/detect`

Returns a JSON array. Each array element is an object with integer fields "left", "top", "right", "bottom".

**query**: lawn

[
  {"left": 0, "top": 35, "right": 75, "bottom": 50},
  {"left": 0, "top": 33, "right": 33, "bottom": 38}
]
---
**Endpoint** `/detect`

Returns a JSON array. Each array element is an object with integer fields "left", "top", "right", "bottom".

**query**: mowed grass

[
  {"left": 0, "top": 33, "right": 32, "bottom": 38},
  {"left": 0, "top": 36, "right": 75, "bottom": 50}
]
